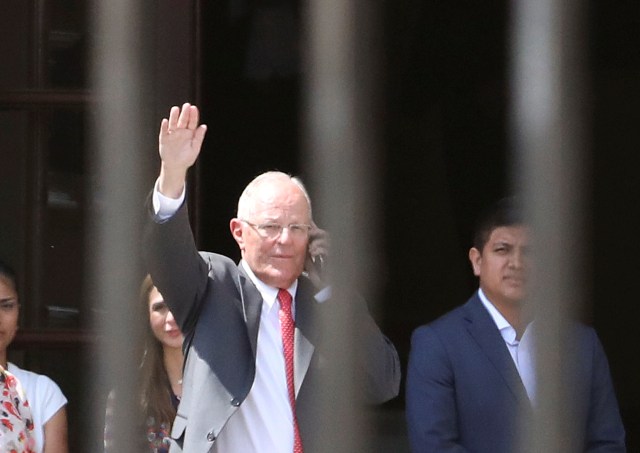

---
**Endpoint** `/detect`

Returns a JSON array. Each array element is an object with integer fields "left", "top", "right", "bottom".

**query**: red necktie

[{"left": 278, "top": 288, "right": 303, "bottom": 453}]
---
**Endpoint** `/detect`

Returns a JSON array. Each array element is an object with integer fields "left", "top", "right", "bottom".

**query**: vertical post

[
  {"left": 25, "top": 0, "right": 48, "bottom": 329},
  {"left": 511, "top": 0, "right": 587, "bottom": 451},
  {"left": 87, "top": 1, "right": 153, "bottom": 451},
  {"left": 303, "top": 0, "right": 382, "bottom": 451}
]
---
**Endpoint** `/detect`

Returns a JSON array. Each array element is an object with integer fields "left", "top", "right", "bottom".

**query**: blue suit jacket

[{"left": 405, "top": 292, "right": 625, "bottom": 452}]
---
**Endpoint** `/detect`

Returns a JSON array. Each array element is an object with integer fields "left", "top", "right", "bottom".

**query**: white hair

[{"left": 236, "top": 171, "right": 312, "bottom": 220}]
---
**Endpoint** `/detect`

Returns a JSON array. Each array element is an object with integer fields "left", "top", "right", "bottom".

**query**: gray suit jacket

[{"left": 143, "top": 199, "right": 400, "bottom": 452}]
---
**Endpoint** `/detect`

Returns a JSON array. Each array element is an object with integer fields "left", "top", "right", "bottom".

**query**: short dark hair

[{"left": 472, "top": 197, "right": 524, "bottom": 251}]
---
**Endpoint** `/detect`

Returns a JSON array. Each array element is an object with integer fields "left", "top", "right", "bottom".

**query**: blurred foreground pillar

[
  {"left": 303, "top": 0, "right": 383, "bottom": 451},
  {"left": 87, "top": 1, "right": 154, "bottom": 451},
  {"left": 511, "top": 0, "right": 588, "bottom": 451}
]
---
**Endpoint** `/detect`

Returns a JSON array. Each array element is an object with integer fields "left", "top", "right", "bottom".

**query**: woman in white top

[
  {"left": 0, "top": 364, "right": 36, "bottom": 452},
  {"left": 0, "top": 260, "right": 68, "bottom": 453}
]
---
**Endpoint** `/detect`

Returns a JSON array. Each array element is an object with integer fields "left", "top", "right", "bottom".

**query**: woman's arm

[{"left": 43, "top": 406, "right": 68, "bottom": 453}]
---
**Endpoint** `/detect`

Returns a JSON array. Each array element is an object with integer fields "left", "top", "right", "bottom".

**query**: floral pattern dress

[
  {"left": 144, "top": 392, "right": 180, "bottom": 453},
  {"left": 144, "top": 414, "right": 172, "bottom": 453},
  {"left": 104, "top": 389, "right": 179, "bottom": 453},
  {"left": 0, "top": 365, "right": 36, "bottom": 453}
]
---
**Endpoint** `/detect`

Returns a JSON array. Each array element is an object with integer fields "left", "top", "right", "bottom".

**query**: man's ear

[
  {"left": 469, "top": 247, "right": 482, "bottom": 277},
  {"left": 230, "top": 218, "right": 245, "bottom": 251}
]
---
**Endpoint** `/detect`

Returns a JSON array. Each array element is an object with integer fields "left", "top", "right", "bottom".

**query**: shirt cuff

[
  {"left": 314, "top": 286, "right": 332, "bottom": 303},
  {"left": 152, "top": 178, "right": 186, "bottom": 221}
]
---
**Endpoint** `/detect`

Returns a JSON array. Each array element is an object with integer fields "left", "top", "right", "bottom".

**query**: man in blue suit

[{"left": 405, "top": 198, "right": 625, "bottom": 452}]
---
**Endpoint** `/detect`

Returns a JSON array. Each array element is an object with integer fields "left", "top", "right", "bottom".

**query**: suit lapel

[
  {"left": 236, "top": 266, "right": 263, "bottom": 357},
  {"left": 463, "top": 294, "right": 529, "bottom": 403},
  {"left": 293, "top": 279, "right": 317, "bottom": 396},
  {"left": 236, "top": 265, "right": 317, "bottom": 393}
]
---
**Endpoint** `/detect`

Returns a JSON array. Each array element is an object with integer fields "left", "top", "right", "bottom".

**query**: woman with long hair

[{"left": 104, "top": 275, "right": 184, "bottom": 452}]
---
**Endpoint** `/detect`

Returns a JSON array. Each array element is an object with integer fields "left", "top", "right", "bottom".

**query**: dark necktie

[{"left": 277, "top": 288, "right": 303, "bottom": 453}]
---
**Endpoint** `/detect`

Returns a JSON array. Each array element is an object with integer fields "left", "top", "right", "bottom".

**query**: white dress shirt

[
  {"left": 478, "top": 289, "right": 536, "bottom": 402},
  {"left": 212, "top": 262, "right": 297, "bottom": 452},
  {"left": 153, "top": 182, "right": 297, "bottom": 452}
]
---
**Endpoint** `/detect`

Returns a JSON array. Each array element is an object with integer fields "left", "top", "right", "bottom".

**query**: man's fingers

[
  {"left": 187, "top": 105, "right": 200, "bottom": 130},
  {"left": 193, "top": 124, "right": 208, "bottom": 148},
  {"left": 168, "top": 105, "right": 180, "bottom": 130},
  {"left": 308, "top": 240, "right": 328, "bottom": 257},
  {"left": 177, "top": 102, "right": 191, "bottom": 129},
  {"left": 159, "top": 118, "right": 169, "bottom": 137},
  {"left": 167, "top": 103, "right": 201, "bottom": 132}
]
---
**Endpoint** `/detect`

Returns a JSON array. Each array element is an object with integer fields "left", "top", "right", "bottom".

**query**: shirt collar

[
  {"left": 478, "top": 288, "right": 519, "bottom": 346},
  {"left": 240, "top": 260, "right": 298, "bottom": 310}
]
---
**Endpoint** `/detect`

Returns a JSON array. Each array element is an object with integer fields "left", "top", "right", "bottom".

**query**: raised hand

[{"left": 158, "top": 103, "right": 208, "bottom": 198}]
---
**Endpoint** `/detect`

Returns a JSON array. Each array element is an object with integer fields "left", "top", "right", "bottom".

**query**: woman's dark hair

[
  {"left": 472, "top": 197, "right": 524, "bottom": 251},
  {"left": 138, "top": 274, "right": 177, "bottom": 427},
  {"left": 0, "top": 260, "right": 17, "bottom": 290}
]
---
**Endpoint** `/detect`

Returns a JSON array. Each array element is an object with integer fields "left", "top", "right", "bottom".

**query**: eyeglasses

[
  {"left": 241, "top": 220, "right": 311, "bottom": 239},
  {"left": 0, "top": 299, "right": 18, "bottom": 312}
]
